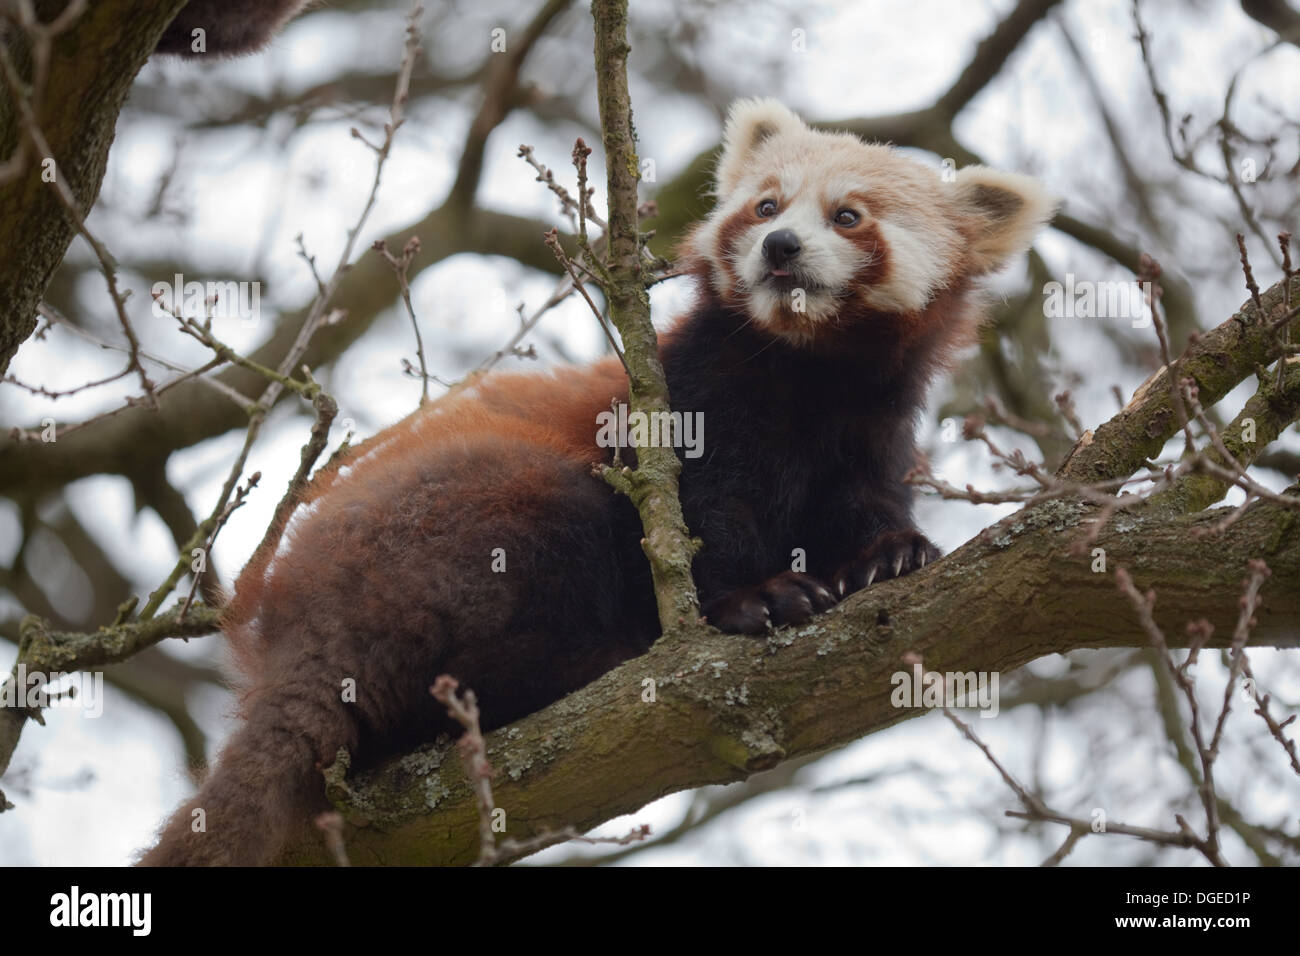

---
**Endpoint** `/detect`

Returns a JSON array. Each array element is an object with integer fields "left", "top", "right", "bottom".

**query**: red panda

[
  {"left": 138, "top": 99, "right": 1056, "bottom": 865},
  {"left": 154, "top": 0, "right": 312, "bottom": 57}
]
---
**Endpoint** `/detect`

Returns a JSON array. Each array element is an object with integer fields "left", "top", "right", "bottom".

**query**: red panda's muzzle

[{"left": 761, "top": 228, "right": 803, "bottom": 272}]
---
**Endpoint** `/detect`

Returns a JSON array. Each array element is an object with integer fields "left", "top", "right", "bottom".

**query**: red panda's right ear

[
  {"left": 715, "top": 98, "right": 804, "bottom": 198},
  {"left": 952, "top": 167, "right": 1059, "bottom": 274}
]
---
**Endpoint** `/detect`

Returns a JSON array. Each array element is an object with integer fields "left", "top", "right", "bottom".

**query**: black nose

[{"left": 762, "top": 229, "right": 802, "bottom": 269}]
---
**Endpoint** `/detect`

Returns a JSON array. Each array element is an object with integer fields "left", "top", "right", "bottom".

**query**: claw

[
  {"left": 918, "top": 550, "right": 928, "bottom": 567},
  {"left": 837, "top": 579, "right": 846, "bottom": 596},
  {"left": 865, "top": 567, "right": 877, "bottom": 587},
  {"left": 893, "top": 555, "right": 904, "bottom": 577}
]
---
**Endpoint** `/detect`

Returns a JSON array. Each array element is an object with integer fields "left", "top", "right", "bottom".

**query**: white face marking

[
  {"left": 820, "top": 177, "right": 861, "bottom": 205},
  {"left": 691, "top": 129, "right": 978, "bottom": 344},
  {"left": 697, "top": 99, "right": 1054, "bottom": 348},
  {"left": 732, "top": 196, "right": 861, "bottom": 336},
  {"left": 778, "top": 168, "right": 805, "bottom": 197},
  {"left": 862, "top": 220, "right": 946, "bottom": 314}
]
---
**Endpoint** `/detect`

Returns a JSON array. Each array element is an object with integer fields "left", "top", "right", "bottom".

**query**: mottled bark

[
  {"left": 590, "top": 0, "right": 700, "bottom": 628},
  {"left": 1058, "top": 276, "right": 1300, "bottom": 484},
  {"left": 0, "top": 0, "right": 188, "bottom": 373},
  {"left": 279, "top": 493, "right": 1300, "bottom": 865}
]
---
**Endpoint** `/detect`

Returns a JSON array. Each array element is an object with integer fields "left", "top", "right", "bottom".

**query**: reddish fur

[
  {"left": 843, "top": 220, "right": 891, "bottom": 291},
  {"left": 140, "top": 361, "right": 644, "bottom": 866},
  {"left": 715, "top": 205, "right": 761, "bottom": 291},
  {"left": 139, "top": 100, "right": 1050, "bottom": 866}
]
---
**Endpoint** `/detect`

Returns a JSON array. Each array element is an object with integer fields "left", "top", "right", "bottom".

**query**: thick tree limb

[
  {"left": 1058, "top": 275, "right": 1300, "bottom": 483},
  {"left": 279, "top": 491, "right": 1300, "bottom": 865},
  {"left": 0, "top": 0, "right": 188, "bottom": 374},
  {"left": 446, "top": 0, "right": 574, "bottom": 210},
  {"left": 937, "top": 0, "right": 1064, "bottom": 118},
  {"left": 1147, "top": 357, "right": 1300, "bottom": 514}
]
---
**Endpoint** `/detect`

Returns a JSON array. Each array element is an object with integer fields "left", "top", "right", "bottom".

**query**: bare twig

[
  {"left": 1238, "top": 233, "right": 1266, "bottom": 318},
  {"left": 178, "top": 473, "right": 258, "bottom": 621},
  {"left": 1240, "top": 657, "right": 1300, "bottom": 777},
  {"left": 430, "top": 676, "right": 649, "bottom": 866},
  {"left": 924, "top": 638, "right": 1231, "bottom": 866},
  {"left": 373, "top": 236, "right": 429, "bottom": 404},
  {"left": 544, "top": 228, "right": 627, "bottom": 372},
  {"left": 1114, "top": 568, "right": 1228, "bottom": 865}
]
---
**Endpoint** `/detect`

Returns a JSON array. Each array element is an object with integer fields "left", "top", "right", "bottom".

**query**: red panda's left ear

[{"left": 953, "top": 167, "right": 1058, "bottom": 274}]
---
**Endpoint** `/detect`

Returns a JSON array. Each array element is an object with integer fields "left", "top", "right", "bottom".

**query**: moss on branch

[
  {"left": 1058, "top": 275, "right": 1300, "bottom": 484},
  {"left": 280, "top": 492, "right": 1300, "bottom": 865},
  {"left": 590, "top": 0, "right": 700, "bottom": 629}
]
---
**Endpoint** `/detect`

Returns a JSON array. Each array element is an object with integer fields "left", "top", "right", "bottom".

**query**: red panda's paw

[
  {"left": 832, "top": 530, "right": 940, "bottom": 598},
  {"left": 703, "top": 571, "right": 838, "bottom": 635}
]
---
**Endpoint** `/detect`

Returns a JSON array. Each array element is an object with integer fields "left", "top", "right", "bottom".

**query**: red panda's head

[{"left": 682, "top": 99, "right": 1057, "bottom": 349}]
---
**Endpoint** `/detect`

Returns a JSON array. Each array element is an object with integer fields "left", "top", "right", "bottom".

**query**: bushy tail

[{"left": 138, "top": 692, "right": 354, "bottom": 866}]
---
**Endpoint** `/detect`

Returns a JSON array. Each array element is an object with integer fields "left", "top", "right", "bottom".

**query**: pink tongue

[{"left": 771, "top": 269, "right": 790, "bottom": 277}]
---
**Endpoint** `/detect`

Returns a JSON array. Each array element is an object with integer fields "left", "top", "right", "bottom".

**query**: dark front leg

[
  {"left": 688, "top": 495, "right": 838, "bottom": 635},
  {"left": 702, "top": 570, "right": 838, "bottom": 634},
  {"left": 831, "top": 527, "right": 940, "bottom": 598}
]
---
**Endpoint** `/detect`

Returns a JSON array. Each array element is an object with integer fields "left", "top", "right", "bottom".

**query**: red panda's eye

[
  {"left": 756, "top": 199, "right": 778, "bottom": 218},
  {"left": 833, "top": 209, "right": 859, "bottom": 227}
]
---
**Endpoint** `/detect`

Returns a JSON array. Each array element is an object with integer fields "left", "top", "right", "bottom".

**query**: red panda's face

[{"left": 684, "top": 99, "right": 1057, "bottom": 348}]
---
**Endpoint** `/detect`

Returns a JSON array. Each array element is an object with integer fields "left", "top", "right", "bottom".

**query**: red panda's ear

[
  {"left": 953, "top": 167, "right": 1058, "bottom": 274},
  {"left": 715, "top": 98, "right": 805, "bottom": 199}
]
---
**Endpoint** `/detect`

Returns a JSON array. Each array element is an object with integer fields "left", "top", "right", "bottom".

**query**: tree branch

[
  {"left": 1058, "top": 274, "right": 1300, "bottom": 483},
  {"left": 590, "top": 0, "right": 700, "bottom": 629},
  {"left": 0, "top": 203, "right": 565, "bottom": 495},
  {"left": 0, "top": 0, "right": 188, "bottom": 374},
  {"left": 0, "top": 602, "right": 220, "bottom": 807},
  {"left": 279, "top": 488, "right": 1300, "bottom": 865}
]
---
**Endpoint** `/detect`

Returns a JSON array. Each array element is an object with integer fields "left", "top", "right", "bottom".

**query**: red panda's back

[{"left": 219, "top": 357, "right": 629, "bottom": 680}]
